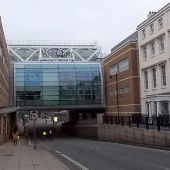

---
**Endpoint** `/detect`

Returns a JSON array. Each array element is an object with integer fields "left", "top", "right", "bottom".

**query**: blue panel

[{"left": 25, "top": 71, "right": 42, "bottom": 86}]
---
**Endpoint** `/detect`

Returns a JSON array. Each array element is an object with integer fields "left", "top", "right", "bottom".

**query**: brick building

[
  {"left": 103, "top": 32, "right": 140, "bottom": 116},
  {"left": 0, "top": 17, "right": 17, "bottom": 144}
]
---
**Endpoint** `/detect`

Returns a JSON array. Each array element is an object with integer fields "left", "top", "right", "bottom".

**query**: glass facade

[{"left": 15, "top": 63, "right": 103, "bottom": 107}]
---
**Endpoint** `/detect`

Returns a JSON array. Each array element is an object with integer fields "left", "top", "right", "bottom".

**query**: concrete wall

[{"left": 98, "top": 123, "right": 170, "bottom": 148}]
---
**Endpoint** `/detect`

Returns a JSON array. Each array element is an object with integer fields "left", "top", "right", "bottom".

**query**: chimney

[{"left": 147, "top": 11, "right": 156, "bottom": 18}]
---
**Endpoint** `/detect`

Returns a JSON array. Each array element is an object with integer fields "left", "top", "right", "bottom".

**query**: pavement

[{"left": 0, "top": 139, "right": 70, "bottom": 170}]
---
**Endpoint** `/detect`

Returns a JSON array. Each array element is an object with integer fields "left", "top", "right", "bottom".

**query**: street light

[
  {"left": 53, "top": 116, "right": 58, "bottom": 123},
  {"left": 110, "top": 72, "right": 120, "bottom": 122}
]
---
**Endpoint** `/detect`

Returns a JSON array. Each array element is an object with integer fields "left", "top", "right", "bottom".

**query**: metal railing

[{"left": 102, "top": 115, "right": 170, "bottom": 131}]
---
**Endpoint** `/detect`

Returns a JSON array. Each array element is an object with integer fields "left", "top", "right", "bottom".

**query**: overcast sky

[{"left": 0, "top": 0, "right": 170, "bottom": 54}]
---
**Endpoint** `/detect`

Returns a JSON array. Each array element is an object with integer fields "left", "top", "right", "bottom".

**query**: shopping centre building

[{"left": 8, "top": 41, "right": 105, "bottom": 120}]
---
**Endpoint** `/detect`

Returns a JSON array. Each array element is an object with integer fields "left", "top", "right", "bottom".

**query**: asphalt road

[{"left": 41, "top": 137, "right": 170, "bottom": 170}]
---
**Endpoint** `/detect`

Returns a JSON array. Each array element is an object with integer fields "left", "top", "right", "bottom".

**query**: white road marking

[
  {"left": 40, "top": 141, "right": 90, "bottom": 170},
  {"left": 55, "top": 150, "right": 61, "bottom": 154},
  {"left": 154, "top": 164, "right": 170, "bottom": 170},
  {"left": 61, "top": 154, "right": 90, "bottom": 170}
]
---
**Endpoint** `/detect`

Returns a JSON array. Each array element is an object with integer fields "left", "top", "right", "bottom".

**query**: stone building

[{"left": 137, "top": 3, "right": 170, "bottom": 116}]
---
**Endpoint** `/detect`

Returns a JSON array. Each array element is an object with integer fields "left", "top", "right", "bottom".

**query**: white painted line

[
  {"left": 61, "top": 154, "right": 90, "bottom": 170},
  {"left": 154, "top": 164, "right": 170, "bottom": 170},
  {"left": 55, "top": 150, "right": 61, "bottom": 154}
]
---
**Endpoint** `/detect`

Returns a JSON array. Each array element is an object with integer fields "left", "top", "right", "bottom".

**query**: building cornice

[
  {"left": 137, "top": 3, "right": 170, "bottom": 30},
  {"left": 141, "top": 60, "right": 167, "bottom": 71}
]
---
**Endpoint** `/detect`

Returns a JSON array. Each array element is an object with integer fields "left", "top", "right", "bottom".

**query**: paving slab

[{"left": 0, "top": 139, "right": 70, "bottom": 170}]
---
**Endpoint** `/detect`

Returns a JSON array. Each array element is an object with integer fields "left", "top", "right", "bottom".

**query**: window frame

[
  {"left": 158, "top": 17, "right": 163, "bottom": 29},
  {"left": 150, "top": 23, "right": 154, "bottom": 34},
  {"left": 158, "top": 35, "right": 165, "bottom": 53},
  {"left": 118, "top": 58, "right": 129, "bottom": 73},
  {"left": 150, "top": 41, "right": 155, "bottom": 56},
  {"left": 152, "top": 67, "right": 157, "bottom": 89},
  {"left": 142, "top": 29, "right": 146, "bottom": 39},
  {"left": 160, "top": 64, "right": 166, "bottom": 87},
  {"left": 143, "top": 45, "right": 147, "bottom": 59},
  {"left": 144, "top": 70, "right": 148, "bottom": 90}
]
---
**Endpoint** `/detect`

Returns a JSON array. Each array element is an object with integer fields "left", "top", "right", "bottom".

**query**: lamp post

[{"left": 110, "top": 73, "right": 120, "bottom": 122}]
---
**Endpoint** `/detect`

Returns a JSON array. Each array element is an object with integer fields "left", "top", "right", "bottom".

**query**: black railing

[{"left": 102, "top": 115, "right": 170, "bottom": 131}]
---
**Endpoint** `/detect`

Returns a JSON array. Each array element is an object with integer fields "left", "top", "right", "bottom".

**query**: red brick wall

[{"left": 103, "top": 42, "right": 140, "bottom": 116}]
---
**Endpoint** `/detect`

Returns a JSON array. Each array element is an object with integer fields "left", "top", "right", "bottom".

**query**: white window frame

[
  {"left": 158, "top": 35, "right": 165, "bottom": 53},
  {"left": 143, "top": 45, "right": 147, "bottom": 59},
  {"left": 142, "top": 29, "right": 146, "bottom": 39},
  {"left": 150, "top": 23, "right": 154, "bottom": 34},
  {"left": 158, "top": 17, "right": 163, "bottom": 29},
  {"left": 150, "top": 41, "right": 155, "bottom": 56}
]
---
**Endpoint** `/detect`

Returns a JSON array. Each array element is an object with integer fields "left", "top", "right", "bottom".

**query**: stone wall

[{"left": 98, "top": 123, "right": 170, "bottom": 148}]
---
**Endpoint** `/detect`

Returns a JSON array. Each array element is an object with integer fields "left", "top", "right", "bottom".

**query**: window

[
  {"left": 143, "top": 45, "right": 147, "bottom": 59},
  {"left": 153, "top": 102, "right": 157, "bottom": 116},
  {"left": 158, "top": 17, "right": 163, "bottom": 29},
  {"left": 150, "top": 41, "right": 155, "bottom": 56},
  {"left": 110, "top": 64, "right": 118, "bottom": 75},
  {"left": 152, "top": 67, "right": 156, "bottom": 88},
  {"left": 150, "top": 23, "right": 154, "bottom": 34},
  {"left": 119, "top": 58, "right": 129, "bottom": 72},
  {"left": 142, "top": 29, "right": 146, "bottom": 38},
  {"left": 144, "top": 70, "right": 148, "bottom": 90},
  {"left": 158, "top": 35, "right": 165, "bottom": 52},
  {"left": 161, "top": 64, "right": 166, "bottom": 86},
  {"left": 146, "top": 102, "right": 150, "bottom": 116}
]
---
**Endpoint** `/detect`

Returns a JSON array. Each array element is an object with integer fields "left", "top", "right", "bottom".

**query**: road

[{"left": 41, "top": 137, "right": 170, "bottom": 170}]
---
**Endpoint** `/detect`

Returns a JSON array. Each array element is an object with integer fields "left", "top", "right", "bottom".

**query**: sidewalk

[{"left": 0, "top": 139, "right": 70, "bottom": 170}]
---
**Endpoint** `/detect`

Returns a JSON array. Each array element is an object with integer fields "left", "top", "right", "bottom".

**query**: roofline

[
  {"left": 104, "top": 40, "right": 137, "bottom": 62},
  {"left": 137, "top": 3, "right": 170, "bottom": 30}
]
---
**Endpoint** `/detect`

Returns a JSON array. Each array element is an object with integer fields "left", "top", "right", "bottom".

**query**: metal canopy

[{"left": 7, "top": 41, "right": 103, "bottom": 62}]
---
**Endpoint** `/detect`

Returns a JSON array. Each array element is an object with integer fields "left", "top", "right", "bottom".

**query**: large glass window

[
  {"left": 119, "top": 58, "right": 129, "bottom": 72},
  {"left": 15, "top": 63, "right": 103, "bottom": 106},
  {"left": 110, "top": 64, "right": 118, "bottom": 75}
]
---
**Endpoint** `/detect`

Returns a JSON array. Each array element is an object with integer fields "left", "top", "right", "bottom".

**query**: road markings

[
  {"left": 154, "top": 164, "right": 170, "bottom": 170},
  {"left": 61, "top": 154, "right": 90, "bottom": 170},
  {"left": 55, "top": 150, "right": 61, "bottom": 154},
  {"left": 41, "top": 141, "right": 90, "bottom": 170}
]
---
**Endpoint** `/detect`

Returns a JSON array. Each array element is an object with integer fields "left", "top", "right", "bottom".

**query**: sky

[{"left": 0, "top": 0, "right": 170, "bottom": 54}]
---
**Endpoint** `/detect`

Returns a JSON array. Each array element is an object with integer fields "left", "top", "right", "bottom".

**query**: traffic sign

[{"left": 30, "top": 110, "right": 38, "bottom": 120}]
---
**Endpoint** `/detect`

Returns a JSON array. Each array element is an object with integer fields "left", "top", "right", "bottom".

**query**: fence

[{"left": 102, "top": 115, "right": 170, "bottom": 131}]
